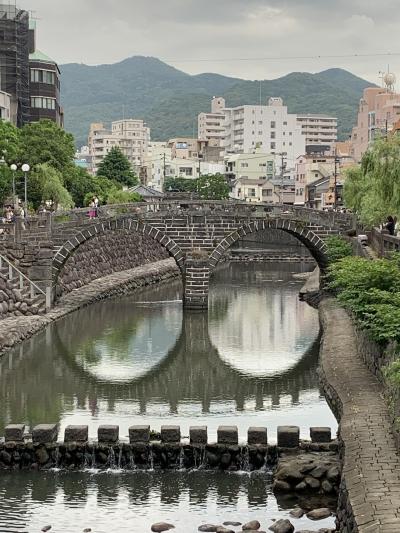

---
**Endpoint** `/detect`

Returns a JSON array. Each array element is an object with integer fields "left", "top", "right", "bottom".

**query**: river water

[{"left": 0, "top": 262, "right": 337, "bottom": 532}]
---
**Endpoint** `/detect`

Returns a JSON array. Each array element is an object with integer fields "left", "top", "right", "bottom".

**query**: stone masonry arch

[
  {"left": 52, "top": 217, "right": 185, "bottom": 295},
  {"left": 209, "top": 218, "right": 328, "bottom": 271}
]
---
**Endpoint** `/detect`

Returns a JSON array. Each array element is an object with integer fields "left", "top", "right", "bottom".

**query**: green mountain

[{"left": 60, "top": 57, "right": 374, "bottom": 147}]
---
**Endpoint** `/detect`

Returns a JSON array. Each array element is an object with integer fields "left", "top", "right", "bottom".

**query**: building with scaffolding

[{"left": 0, "top": 3, "right": 63, "bottom": 127}]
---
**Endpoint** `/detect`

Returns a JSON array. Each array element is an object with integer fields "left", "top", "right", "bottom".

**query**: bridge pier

[{"left": 183, "top": 256, "right": 210, "bottom": 310}]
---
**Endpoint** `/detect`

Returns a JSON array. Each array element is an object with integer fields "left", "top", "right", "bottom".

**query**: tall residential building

[
  {"left": 198, "top": 96, "right": 226, "bottom": 147},
  {"left": 223, "top": 97, "right": 305, "bottom": 167},
  {"left": 296, "top": 114, "right": 337, "bottom": 150},
  {"left": 350, "top": 86, "right": 400, "bottom": 162},
  {"left": 29, "top": 47, "right": 63, "bottom": 127},
  {"left": 0, "top": 5, "right": 63, "bottom": 127},
  {"left": 88, "top": 119, "right": 150, "bottom": 174}
]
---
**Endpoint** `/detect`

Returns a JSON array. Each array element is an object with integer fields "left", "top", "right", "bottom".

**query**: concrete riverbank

[{"left": 0, "top": 258, "right": 180, "bottom": 356}]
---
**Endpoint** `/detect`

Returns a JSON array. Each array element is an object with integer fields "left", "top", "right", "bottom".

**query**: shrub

[{"left": 325, "top": 235, "right": 353, "bottom": 263}]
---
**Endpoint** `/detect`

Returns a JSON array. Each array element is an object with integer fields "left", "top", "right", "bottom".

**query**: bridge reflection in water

[{"left": 0, "top": 263, "right": 337, "bottom": 440}]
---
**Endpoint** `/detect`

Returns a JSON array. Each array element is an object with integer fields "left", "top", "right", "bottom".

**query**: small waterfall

[
  {"left": 90, "top": 447, "right": 96, "bottom": 469},
  {"left": 194, "top": 447, "right": 206, "bottom": 470},
  {"left": 148, "top": 444, "right": 154, "bottom": 471},
  {"left": 129, "top": 450, "right": 137, "bottom": 470},
  {"left": 179, "top": 447, "right": 185, "bottom": 470},
  {"left": 117, "top": 444, "right": 123, "bottom": 469},
  {"left": 239, "top": 447, "right": 250, "bottom": 472},
  {"left": 108, "top": 447, "right": 116, "bottom": 469}
]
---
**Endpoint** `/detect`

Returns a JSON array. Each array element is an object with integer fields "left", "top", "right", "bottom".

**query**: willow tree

[{"left": 344, "top": 136, "right": 400, "bottom": 226}]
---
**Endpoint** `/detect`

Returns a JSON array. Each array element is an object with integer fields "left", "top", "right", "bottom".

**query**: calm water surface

[{"left": 0, "top": 262, "right": 337, "bottom": 532}]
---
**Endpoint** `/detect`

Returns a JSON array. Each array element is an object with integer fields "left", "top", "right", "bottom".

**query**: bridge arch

[
  {"left": 208, "top": 218, "right": 329, "bottom": 271},
  {"left": 52, "top": 217, "right": 185, "bottom": 290}
]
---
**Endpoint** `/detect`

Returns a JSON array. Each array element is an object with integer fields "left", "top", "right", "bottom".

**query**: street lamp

[
  {"left": 10, "top": 164, "right": 17, "bottom": 208},
  {"left": 21, "top": 164, "right": 30, "bottom": 208}
]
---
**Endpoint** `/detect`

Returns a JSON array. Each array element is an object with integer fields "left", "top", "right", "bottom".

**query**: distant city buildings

[
  {"left": 296, "top": 114, "right": 337, "bottom": 151},
  {"left": 88, "top": 119, "right": 150, "bottom": 174},
  {"left": 350, "top": 85, "right": 400, "bottom": 162},
  {"left": 0, "top": 4, "right": 63, "bottom": 127}
]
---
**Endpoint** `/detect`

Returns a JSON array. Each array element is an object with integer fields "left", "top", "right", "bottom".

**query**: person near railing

[{"left": 384, "top": 216, "right": 395, "bottom": 236}]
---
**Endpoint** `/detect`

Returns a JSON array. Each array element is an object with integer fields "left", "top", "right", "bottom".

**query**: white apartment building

[
  {"left": 223, "top": 98, "right": 305, "bottom": 168},
  {"left": 88, "top": 119, "right": 150, "bottom": 175},
  {"left": 198, "top": 96, "right": 226, "bottom": 147},
  {"left": 296, "top": 114, "right": 338, "bottom": 150}
]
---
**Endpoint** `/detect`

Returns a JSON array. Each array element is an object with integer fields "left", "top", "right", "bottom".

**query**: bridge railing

[
  {"left": 370, "top": 227, "right": 400, "bottom": 257},
  {"left": 45, "top": 200, "right": 355, "bottom": 229}
]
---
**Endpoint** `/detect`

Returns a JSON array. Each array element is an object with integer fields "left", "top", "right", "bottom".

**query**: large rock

[
  {"left": 268, "top": 520, "right": 294, "bottom": 533},
  {"left": 151, "top": 523, "right": 175, "bottom": 532},
  {"left": 306, "top": 508, "right": 331, "bottom": 520},
  {"left": 198, "top": 526, "right": 220, "bottom": 532},
  {"left": 242, "top": 520, "right": 261, "bottom": 530},
  {"left": 289, "top": 508, "right": 304, "bottom": 518}
]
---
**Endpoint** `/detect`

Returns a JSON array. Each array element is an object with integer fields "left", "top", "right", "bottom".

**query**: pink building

[{"left": 351, "top": 87, "right": 400, "bottom": 162}]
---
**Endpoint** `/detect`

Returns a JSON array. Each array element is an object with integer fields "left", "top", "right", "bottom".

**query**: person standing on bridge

[{"left": 384, "top": 216, "right": 395, "bottom": 236}]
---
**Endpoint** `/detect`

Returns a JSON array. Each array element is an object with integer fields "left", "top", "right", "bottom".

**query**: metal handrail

[{"left": 0, "top": 253, "right": 51, "bottom": 310}]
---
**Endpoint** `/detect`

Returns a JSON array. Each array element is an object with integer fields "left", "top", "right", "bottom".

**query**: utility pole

[
  {"left": 333, "top": 148, "right": 339, "bottom": 211},
  {"left": 279, "top": 153, "right": 286, "bottom": 205},
  {"left": 162, "top": 152, "right": 166, "bottom": 190}
]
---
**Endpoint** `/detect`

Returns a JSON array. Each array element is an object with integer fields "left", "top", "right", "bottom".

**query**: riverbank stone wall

[
  {"left": 319, "top": 298, "right": 400, "bottom": 532},
  {"left": 56, "top": 229, "right": 169, "bottom": 296}
]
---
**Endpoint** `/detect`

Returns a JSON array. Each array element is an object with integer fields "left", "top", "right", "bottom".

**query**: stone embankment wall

[
  {"left": 319, "top": 298, "right": 400, "bottom": 532},
  {"left": 0, "top": 275, "right": 43, "bottom": 318},
  {"left": 227, "top": 250, "right": 315, "bottom": 263},
  {"left": 1, "top": 423, "right": 338, "bottom": 481},
  {"left": 57, "top": 229, "right": 169, "bottom": 296}
]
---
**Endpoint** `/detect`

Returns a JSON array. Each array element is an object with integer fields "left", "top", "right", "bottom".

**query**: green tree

[
  {"left": 0, "top": 120, "right": 21, "bottom": 163},
  {"left": 29, "top": 163, "right": 73, "bottom": 210},
  {"left": 19, "top": 120, "right": 75, "bottom": 174},
  {"left": 106, "top": 188, "right": 142, "bottom": 204},
  {"left": 97, "top": 146, "right": 137, "bottom": 187},
  {"left": 344, "top": 136, "right": 400, "bottom": 226},
  {"left": 164, "top": 177, "right": 197, "bottom": 193},
  {"left": 197, "top": 173, "right": 230, "bottom": 200}
]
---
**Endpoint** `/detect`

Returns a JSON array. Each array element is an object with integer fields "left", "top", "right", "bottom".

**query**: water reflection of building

[{"left": 0, "top": 269, "right": 321, "bottom": 432}]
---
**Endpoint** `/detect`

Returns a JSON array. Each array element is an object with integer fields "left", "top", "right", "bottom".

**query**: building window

[
  {"left": 258, "top": 131, "right": 262, "bottom": 135},
  {"left": 179, "top": 167, "right": 193, "bottom": 176},
  {"left": 262, "top": 189, "right": 272, "bottom": 197},
  {"left": 271, "top": 121, "right": 276, "bottom": 128},
  {"left": 248, "top": 188, "right": 256, "bottom": 197},
  {"left": 270, "top": 142, "right": 276, "bottom": 149},
  {"left": 271, "top": 131, "right": 276, "bottom": 139},
  {"left": 241, "top": 163, "right": 249, "bottom": 168},
  {"left": 30, "top": 68, "right": 56, "bottom": 85},
  {"left": 30, "top": 97, "right": 56, "bottom": 110},
  {"left": 283, "top": 121, "right": 287, "bottom": 126}
]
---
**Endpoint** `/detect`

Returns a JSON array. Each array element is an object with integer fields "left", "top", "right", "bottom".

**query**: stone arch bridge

[{"left": 5, "top": 201, "right": 355, "bottom": 309}]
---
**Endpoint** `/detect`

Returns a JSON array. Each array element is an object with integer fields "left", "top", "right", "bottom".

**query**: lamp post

[
  {"left": 10, "top": 164, "right": 17, "bottom": 208},
  {"left": 21, "top": 164, "right": 30, "bottom": 208}
]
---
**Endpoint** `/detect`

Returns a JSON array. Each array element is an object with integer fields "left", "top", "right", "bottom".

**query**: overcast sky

[{"left": 25, "top": 0, "right": 400, "bottom": 84}]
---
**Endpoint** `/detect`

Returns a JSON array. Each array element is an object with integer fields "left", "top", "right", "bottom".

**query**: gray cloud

[{"left": 26, "top": 0, "right": 400, "bottom": 84}]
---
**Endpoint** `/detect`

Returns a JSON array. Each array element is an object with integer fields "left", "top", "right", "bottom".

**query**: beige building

[
  {"left": 198, "top": 96, "right": 226, "bottom": 147},
  {"left": 167, "top": 137, "right": 209, "bottom": 160},
  {"left": 350, "top": 86, "right": 400, "bottom": 162},
  {"left": 0, "top": 90, "right": 11, "bottom": 122},
  {"left": 88, "top": 119, "right": 150, "bottom": 175},
  {"left": 294, "top": 154, "right": 336, "bottom": 205},
  {"left": 296, "top": 114, "right": 337, "bottom": 150}
]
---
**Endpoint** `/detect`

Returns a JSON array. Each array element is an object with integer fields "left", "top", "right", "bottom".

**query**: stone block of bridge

[
  {"left": 161, "top": 425, "right": 181, "bottom": 443},
  {"left": 310, "top": 427, "right": 332, "bottom": 443},
  {"left": 129, "top": 425, "right": 150, "bottom": 443},
  {"left": 190, "top": 426, "right": 208, "bottom": 445},
  {"left": 98, "top": 425, "right": 119, "bottom": 443},
  {"left": 5, "top": 424, "right": 25, "bottom": 442},
  {"left": 32, "top": 424, "right": 58, "bottom": 443},
  {"left": 183, "top": 254, "right": 210, "bottom": 310},
  {"left": 217, "top": 426, "right": 238, "bottom": 445},
  {"left": 277, "top": 426, "right": 300, "bottom": 448},
  {"left": 248, "top": 427, "right": 268, "bottom": 445},
  {"left": 64, "top": 425, "right": 89, "bottom": 443}
]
